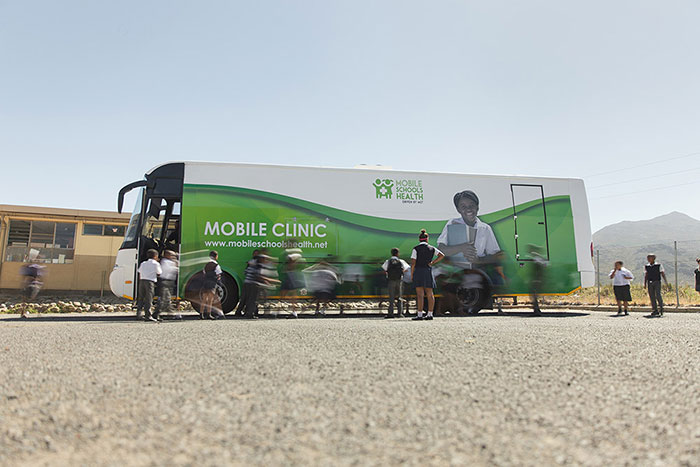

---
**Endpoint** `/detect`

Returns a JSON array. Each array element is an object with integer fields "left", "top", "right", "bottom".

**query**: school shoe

[
  {"left": 412, "top": 315, "right": 424, "bottom": 321},
  {"left": 424, "top": 315, "right": 434, "bottom": 320},
  {"left": 650, "top": 310, "right": 660, "bottom": 317}
]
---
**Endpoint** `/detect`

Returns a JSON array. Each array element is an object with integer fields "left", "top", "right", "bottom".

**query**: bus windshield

[{"left": 123, "top": 188, "right": 144, "bottom": 247}]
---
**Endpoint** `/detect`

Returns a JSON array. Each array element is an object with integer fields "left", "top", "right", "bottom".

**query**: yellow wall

[{"left": 0, "top": 216, "right": 127, "bottom": 292}]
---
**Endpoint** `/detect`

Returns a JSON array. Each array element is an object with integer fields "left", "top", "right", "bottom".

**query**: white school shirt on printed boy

[
  {"left": 138, "top": 258, "right": 162, "bottom": 282},
  {"left": 437, "top": 217, "right": 501, "bottom": 258},
  {"left": 609, "top": 267, "right": 633, "bottom": 286}
]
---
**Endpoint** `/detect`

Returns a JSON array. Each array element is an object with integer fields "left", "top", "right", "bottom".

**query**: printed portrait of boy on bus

[{"left": 437, "top": 190, "right": 505, "bottom": 283}]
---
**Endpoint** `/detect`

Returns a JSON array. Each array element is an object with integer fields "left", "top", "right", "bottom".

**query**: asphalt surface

[{"left": 1, "top": 310, "right": 698, "bottom": 466}]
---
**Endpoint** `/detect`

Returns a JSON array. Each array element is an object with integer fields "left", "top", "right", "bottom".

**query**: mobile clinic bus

[{"left": 110, "top": 162, "right": 594, "bottom": 313}]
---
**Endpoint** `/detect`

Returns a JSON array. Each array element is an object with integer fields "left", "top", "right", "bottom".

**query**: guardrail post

[
  {"left": 100, "top": 271, "right": 106, "bottom": 299},
  {"left": 674, "top": 241, "right": 679, "bottom": 309},
  {"left": 596, "top": 249, "right": 600, "bottom": 306}
]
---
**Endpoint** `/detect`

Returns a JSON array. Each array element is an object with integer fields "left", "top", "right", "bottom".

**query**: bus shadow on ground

[{"left": 1, "top": 311, "right": 591, "bottom": 322}]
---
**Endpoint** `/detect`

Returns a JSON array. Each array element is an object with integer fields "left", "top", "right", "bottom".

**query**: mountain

[
  {"left": 592, "top": 212, "right": 700, "bottom": 286},
  {"left": 593, "top": 211, "right": 700, "bottom": 246}
]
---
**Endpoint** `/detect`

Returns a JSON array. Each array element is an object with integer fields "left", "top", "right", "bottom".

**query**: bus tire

[
  {"left": 457, "top": 270, "right": 492, "bottom": 314},
  {"left": 218, "top": 273, "right": 239, "bottom": 314},
  {"left": 185, "top": 272, "right": 239, "bottom": 315}
]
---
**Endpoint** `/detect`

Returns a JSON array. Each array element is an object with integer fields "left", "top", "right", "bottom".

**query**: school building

[{"left": 0, "top": 205, "right": 131, "bottom": 293}]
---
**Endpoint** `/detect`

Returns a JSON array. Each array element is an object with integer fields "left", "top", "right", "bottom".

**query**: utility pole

[
  {"left": 596, "top": 249, "right": 600, "bottom": 306},
  {"left": 674, "top": 241, "right": 679, "bottom": 308}
]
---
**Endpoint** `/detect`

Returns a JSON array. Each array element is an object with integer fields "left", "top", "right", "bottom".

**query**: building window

[
  {"left": 83, "top": 224, "right": 127, "bottom": 237},
  {"left": 103, "top": 225, "right": 126, "bottom": 237},
  {"left": 83, "top": 224, "right": 103, "bottom": 236},
  {"left": 5, "top": 220, "right": 76, "bottom": 263}
]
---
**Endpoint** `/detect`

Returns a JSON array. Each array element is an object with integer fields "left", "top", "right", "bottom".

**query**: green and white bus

[{"left": 110, "top": 162, "right": 594, "bottom": 313}]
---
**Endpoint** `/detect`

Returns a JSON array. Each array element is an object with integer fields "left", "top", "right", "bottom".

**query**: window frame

[
  {"left": 82, "top": 223, "right": 128, "bottom": 237},
  {"left": 4, "top": 219, "right": 77, "bottom": 263},
  {"left": 82, "top": 224, "right": 105, "bottom": 236}
]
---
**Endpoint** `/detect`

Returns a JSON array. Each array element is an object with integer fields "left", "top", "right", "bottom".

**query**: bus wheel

[
  {"left": 217, "top": 273, "right": 239, "bottom": 314},
  {"left": 457, "top": 270, "right": 491, "bottom": 313}
]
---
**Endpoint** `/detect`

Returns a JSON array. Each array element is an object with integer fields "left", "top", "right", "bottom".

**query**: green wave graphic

[{"left": 184, "top": 183, "right": 569, "bottom": 234}]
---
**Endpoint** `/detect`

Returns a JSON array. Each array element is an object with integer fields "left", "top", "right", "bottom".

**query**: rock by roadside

[{"left": 0, "top": 295, "right": 195, "bottom": 315}]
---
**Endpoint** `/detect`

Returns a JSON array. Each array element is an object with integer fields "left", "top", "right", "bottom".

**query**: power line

[
  {"left": 588, "top": 166, "right": 700, "bottom": 189},
  {"left": 595, "top": 239, "right": 700, "bottom": 249},
  {"left": 584, "top": 150, "right": 700, "bottom": 178},
  {"left": 589, "top": 179, "right": 700, "bottom": 200}
]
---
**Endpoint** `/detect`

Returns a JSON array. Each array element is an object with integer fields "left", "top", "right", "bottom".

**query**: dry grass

[{"left": 548, "top": 285, "right": 700, "bottom": 307}]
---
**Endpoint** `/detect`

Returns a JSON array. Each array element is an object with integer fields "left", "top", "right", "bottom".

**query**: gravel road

[{"left": 1, "top": 311, "right": 698, "bottom": 466}]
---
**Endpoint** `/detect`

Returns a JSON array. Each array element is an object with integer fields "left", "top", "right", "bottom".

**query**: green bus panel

[{"left": 180, "top": 184, "right": 580, "bottom": 297}]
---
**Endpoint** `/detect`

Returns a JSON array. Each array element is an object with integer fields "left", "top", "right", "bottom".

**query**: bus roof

[{"left": 145, "top": 160, "right": 584, "bottom": 183}]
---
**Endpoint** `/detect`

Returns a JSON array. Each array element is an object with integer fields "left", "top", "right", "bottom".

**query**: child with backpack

[{"left": 381, "top": 248, "right": 410, "bottom": 318}]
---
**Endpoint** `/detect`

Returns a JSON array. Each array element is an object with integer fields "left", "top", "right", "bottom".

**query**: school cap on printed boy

[{"left": 453, "top": 190, "right": 479, "bottom": 208}]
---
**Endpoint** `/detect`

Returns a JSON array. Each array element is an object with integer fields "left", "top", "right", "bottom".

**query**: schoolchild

[
  {"left": 242, "top": 254, "right": 279, "bottom": 319},
  {"left": 411, "top": 230, "right": 445, "bottom": 321},
  {"left": 136, "top": 249, "right": 162, "bottom": 321},
  {"left": 307, "top": 261, "right": 340, "bottom": 316},
  {"left": 280, "top": 248, "right": 304, "bottom": 318},
  {"left": 201, "top": 250, "right": 223, "bottom": 319},
  {"left": 155, "top": 250, "right": 178, "bottom": 320},
  {"left": 644, "top": 254, "right": 668, "bottom": 317},
  {"left": 609, "top": 260, "right": 634, "bottom": 316},
  {"left": 19, "top": 261, "right": 44, "bottom": 318},
  {"left": 235, "top": 250, "right": 259, "bottom": 316},
  {"left": 381, "top": 248, "right": 410, "bottom": 318}
]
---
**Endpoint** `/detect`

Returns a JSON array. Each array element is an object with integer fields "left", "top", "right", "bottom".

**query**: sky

[{"left": 1, "top": 0, "right": 699, "bottom": 232}]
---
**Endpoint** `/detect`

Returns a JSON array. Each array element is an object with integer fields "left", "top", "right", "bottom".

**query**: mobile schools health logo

[{"left": 372, "top": 178, "right": 424, "bottom": 204}]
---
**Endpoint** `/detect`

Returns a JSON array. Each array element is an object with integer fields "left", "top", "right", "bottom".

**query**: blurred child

[{"left": 19, "top": 256, "right": 45, "bottom": 318}]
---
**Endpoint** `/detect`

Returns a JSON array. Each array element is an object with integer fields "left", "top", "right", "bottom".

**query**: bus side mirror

[{"left": 117, "top": 180, "right": 148, "bottom": 213}]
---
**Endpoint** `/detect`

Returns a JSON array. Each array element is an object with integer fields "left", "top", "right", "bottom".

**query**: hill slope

[{"left": 592, "top": 212, "right": 700, "bottom": 286}]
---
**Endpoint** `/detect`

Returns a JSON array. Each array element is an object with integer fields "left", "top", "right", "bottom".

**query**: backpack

[{"left": 387, "top": 257, "right": 404, "bottom": 280}]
